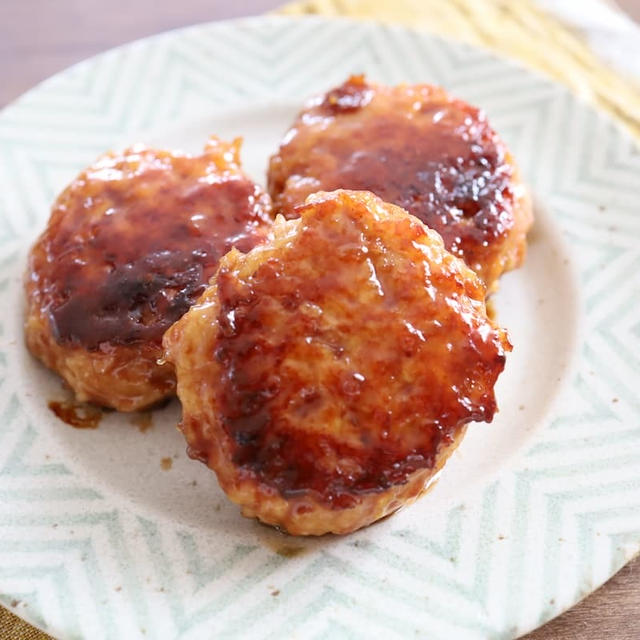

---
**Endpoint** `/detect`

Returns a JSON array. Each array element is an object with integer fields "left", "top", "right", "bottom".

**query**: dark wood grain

[
  {"left": 0, "top": 0, "right": 283, "bottom": 107},
  {"left": 523, "top": 555, "right": 640, "bottom": 640},
  {"left": 1, "top": 1, "right": 640, "bottom": 639}
]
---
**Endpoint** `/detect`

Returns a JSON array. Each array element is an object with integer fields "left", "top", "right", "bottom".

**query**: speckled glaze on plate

[{"left": 0, "top": 16, "right": 638, "bottom": 640}]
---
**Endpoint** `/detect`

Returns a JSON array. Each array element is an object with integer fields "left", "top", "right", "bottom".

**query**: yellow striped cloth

[{"left": 279, "top": 0, "right": 640, "bottom": 140}]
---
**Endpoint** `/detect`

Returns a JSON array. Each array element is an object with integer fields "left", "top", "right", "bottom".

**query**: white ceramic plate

[{"left": 1, "top": 16, "right": 639, "bottom": 640}]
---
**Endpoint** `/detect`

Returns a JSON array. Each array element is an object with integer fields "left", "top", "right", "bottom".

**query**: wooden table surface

[{"left": 1, "top": 2, "right": 640, "bottom": 639}]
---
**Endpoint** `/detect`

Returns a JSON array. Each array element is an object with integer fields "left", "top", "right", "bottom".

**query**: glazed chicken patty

[
  {"left": 268, "top": 75, "right": 533, "bottom": 292},
  {"left": 25, "top": 137, "right": 272, "bottom": 411},
  {"left": 163, "top": 190, "right": 511, "bottom": 535}
]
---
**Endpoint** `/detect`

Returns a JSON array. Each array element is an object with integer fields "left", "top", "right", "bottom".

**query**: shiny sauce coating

[
  {"left": 268, "top": 75, "right": 526, "bottom": 288},
  {"left": 29, "top": 139, "right": 271, "bottom": 351},
  {"left": 48, "top": 400, "right": 102, "bottom": 428},
  {"left": 203, "top": 191, "right": 509, "bottom": 506}
]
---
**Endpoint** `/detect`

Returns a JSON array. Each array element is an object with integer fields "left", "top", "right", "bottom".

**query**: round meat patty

[
  {"left": 25, "top": 137, "right": 272, "bottom": 411},
  {"left": 163, "top": 189, "right": 511, "bottom": 535},
  {"left": 268, "top": 75, "right": 533, "bottom": 292}
]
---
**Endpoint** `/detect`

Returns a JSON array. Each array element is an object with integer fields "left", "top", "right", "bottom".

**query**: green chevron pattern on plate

[{"left": 0, "top": 16, "right": 639, "bottom": 640}]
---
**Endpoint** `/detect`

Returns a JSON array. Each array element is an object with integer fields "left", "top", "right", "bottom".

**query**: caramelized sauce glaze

[
  {"left": 268, "top": 76, "right": 530, "bottom": 288},
  {"left": 48, "top": 400, "right": 102, "bottom": 428},
  {"left": 182, "top": 191, "right": 509, "bottom": 507},
  {"left": 28, "top": 139, "right": 271, "bottom": 351},
  {"left": 323, "top": 74, "right": 374, "bottom": 113},
  {"left": 130, "top": 411, "right": 153, "bottom": 432}
]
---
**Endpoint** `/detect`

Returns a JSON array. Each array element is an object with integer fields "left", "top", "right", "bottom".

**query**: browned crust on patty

[
  {"left": 25, "top": 137, "right": 272, "bottom": 411},
  {"left": 268, "top": 75, "right": 533, "bottom": 292},
  {"left": 164, "top": 189, "right": 510, "bottom": 534}
]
